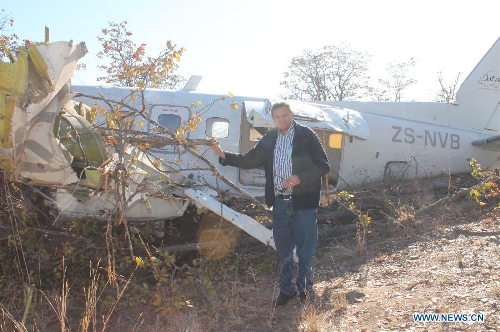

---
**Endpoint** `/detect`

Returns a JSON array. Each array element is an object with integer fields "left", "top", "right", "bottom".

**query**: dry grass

[
  {"left": 80, "top": 262, "right": 101, "bottom": 332},
  {"left": 298, "top": 305, "right": 331, "bottom": 332}
]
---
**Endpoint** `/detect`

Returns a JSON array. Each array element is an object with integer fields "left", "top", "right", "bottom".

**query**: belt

[{"left": 276, "top": 194, "right": 292, "bottom": 200}]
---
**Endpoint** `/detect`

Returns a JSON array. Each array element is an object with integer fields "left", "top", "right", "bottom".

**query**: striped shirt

[{"left": 273, "top": 123, "right": 294, "bottom": 196}]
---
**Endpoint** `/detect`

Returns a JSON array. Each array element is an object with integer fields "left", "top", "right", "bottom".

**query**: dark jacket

[{"left": 220, "top": 121, "right": 330, "bottom": 209}]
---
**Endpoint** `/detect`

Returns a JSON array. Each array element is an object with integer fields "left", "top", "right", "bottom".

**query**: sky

[{"left": 3, "top": 0, "right": 500, "bottom": 101}]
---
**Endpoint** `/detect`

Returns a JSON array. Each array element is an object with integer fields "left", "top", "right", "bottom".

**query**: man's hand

[
  {"left": 284, "top": 175, "right": 301, "bottom": 189},
  {"left": 208, "top": 138, "right": 226, "bottom": 159}
]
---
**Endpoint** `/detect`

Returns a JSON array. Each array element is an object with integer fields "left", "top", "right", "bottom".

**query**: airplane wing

[{"left": 472, "top": 135, "right": 500, "bottom": 152}]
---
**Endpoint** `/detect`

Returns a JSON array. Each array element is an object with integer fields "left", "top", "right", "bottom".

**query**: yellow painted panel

[
  {"left": 0, "top": 51, "right": 28, "bottom": 92},
  {"left": 28, "top": 46, "right": 53, "bottom": 90},
  {"left": 0, "top": 96, "right": 17, "bottom": 148},
  {"left": 0, "top": 51, "right": 29, "bottom": 150}
]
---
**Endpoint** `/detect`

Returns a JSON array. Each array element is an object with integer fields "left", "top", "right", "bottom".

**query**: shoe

[
  {"left": 299, "top": 290, "right": 315, "bottom": 304},
  {"left": 275, "top": 291, "right": 296, "bottom": 306}
]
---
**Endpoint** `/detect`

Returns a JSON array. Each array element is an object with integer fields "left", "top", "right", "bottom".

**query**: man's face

[{"left": 272, "top": 106, "right": 293, "bottom": 133}]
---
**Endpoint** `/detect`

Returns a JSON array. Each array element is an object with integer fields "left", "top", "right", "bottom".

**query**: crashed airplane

[
  {"left": 0, "top": 41, "right": 275, "bottom": 250},
  {"left": 74, "top": 37, "right": 500, "bottom": 195},
  {"left": 1, "top": 37, "right": 500, "bottom": 253}
]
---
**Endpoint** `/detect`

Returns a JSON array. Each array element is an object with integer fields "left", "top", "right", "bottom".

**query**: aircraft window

[
  {"left": 329, "top": 133, "right": 343, "bottom": 149},
  {"left": 206, "top": 118, "right": 229, "bottom": 138},
  {"left": 158, "top": 114, "right": 181, "bottom": 131}
]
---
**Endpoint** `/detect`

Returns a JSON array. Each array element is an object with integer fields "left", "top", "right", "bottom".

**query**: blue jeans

[{"left": 272, "top": 197, "right": 318, "bottom": 295}]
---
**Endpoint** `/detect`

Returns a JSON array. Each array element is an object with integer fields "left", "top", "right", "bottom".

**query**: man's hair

[{"left": 271, "top": 101, "right": 292, "bottom": 115}]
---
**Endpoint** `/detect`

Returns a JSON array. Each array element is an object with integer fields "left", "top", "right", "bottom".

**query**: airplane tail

[{"left": 453, "top": 37, "right": 500, "bottom": 132}]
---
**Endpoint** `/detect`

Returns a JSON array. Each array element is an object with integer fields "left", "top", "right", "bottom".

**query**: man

[{"left": 209, "top": 101, "right": 330, "bottom": 306}]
